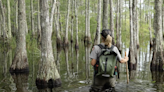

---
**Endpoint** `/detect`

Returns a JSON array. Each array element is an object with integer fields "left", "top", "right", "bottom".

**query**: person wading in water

[{"left": 90, "top": 29, "right": 129, "bottom": 92}]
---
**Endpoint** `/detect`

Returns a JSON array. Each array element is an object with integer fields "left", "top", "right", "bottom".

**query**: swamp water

[{"left": 0, "top": 42, "right": 164, "bottom": 92}]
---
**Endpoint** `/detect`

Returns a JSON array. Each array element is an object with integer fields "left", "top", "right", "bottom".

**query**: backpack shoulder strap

[
  {"left": 97, "top": 44, "right": 105, "bottom": 50},
  {"left": 109, "top": 45, "right": 114, "bottom": 50}
]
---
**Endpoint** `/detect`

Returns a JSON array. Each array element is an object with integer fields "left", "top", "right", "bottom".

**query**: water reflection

[
  {"left": 1, "top": 41, "right": 164, "bottom": 92},
  {"left": 38, "top": 88, "right": 53, "bottom": 92},
  {"left": 11, "top": 73, "right": 31, "bottom": 92}
]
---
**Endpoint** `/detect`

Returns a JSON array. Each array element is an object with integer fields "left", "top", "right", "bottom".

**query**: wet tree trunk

[
  {"left": 74, "top": 0, "right": 79, "bottom": 50},
  {"left": 0, "top": 0, "right": 8, "bottom": 39},
  {"left": 9, "top": 0, "right": 28, "bottom": 73},
  {"left": 119, "top": 0, "right": 122, "bottom": 49},
  {"left": 64, "top": 0, "right": 70, "bottom": 48},
  {"left": 55, "top": 4, "right": 62, "bottom": 70},
  {"left": 110, "top": 0, "right": 115, "bottom": 45},
  {"left": 71, "top": 0, "right": 74, "bottom": 44},
  {"left": 102, "top": 0, "right": 109, "bottom": 29},
  {"left": 94, "top": 0, "right": 101, "bottom": 45},
  {"left": 12, "top": 74, "right": 29, "bottom": 92},
  {"left": 132, "top": 0, "right": 138, "bottom": 61},
  {"left": 151, "top": 0, "right": 164, "bottom": 71},
  {"left": 71, "top": 0, "right": 74, "bottom": 74},
  {"left": 74, "top": 0, "right": 79, "bottom": 75},
  {"left": 31, "top": 0, "right": 35, "bottom": 37},
  {"left": 36, "top": 0, "right": 61, "bottom": 89},
  {"left": 84, "top": 0, "right": 91, "bottom": 47},
  {"left": 116, "top": 0, "right": 121, "bottom": 51},
  {"left": 37, "top": 0, "right": 41, "bottom": 46},
  {"left": 0, "top": 15, "right": 1, "bottom": 36},
  {"left": 15, "top": 1, "right": 18, "bottom": 34},
  {"left": 128, "top": 0, "right": 136, "bottom": 71},
  {"left": 136, "top": 10, "right": 139, "bottom": 50},
  {"left": 7, "top": 0, "right": 12, "bottom": 39},
  {"left": 162, "top": 2, "right": 164, "bottom": 39},
  {"left": 148, "top": 0, "right": 153, "bottom": 48},
  {"left": 55, "top": 3, "right": 62, "bottom": 50}
]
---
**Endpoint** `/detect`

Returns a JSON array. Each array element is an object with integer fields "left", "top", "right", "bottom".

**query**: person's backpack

[{"left": 94, "top": 44, "right": 117, "bottom": 77}]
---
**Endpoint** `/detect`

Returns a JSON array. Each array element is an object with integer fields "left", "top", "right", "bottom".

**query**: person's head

[{"left": 101, "top": 29, "right": 112, "bottom": 48}]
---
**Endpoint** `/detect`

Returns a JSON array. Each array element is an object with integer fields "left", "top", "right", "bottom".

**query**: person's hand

[{"left": 124, "top": 56, "right": 129, "bottom": 62}]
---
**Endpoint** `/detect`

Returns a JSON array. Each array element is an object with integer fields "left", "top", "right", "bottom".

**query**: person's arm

[
  {"left": 120, "top": 56, "right": 129, "bottom": 63},
  {"left": 90, "top": 46, "right": 99, "bottom": 66},
  {"left": 91, "top": 59, "right": 96, "bottom": 66},
  {"left": 114, "top": 47, "right": 129, "bottom": 63}
]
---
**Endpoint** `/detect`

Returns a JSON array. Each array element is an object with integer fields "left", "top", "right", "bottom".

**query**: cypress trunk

[
  {"left": 7, "top": 0, "right": 12, "bottom": 39},
  {"left": 151, "top": 0, "right": 164, "bottom": 71},
  {"left": 31, "top": 0, "right": 35, "bottom": 37},
  {"left": 74, "top": 0, "right": 79, "bottom": 50},
  {"left": 12, "top": 74, "right": 29, "bottom": 92},
  {"left": 10, "top": 0, "right": 28, "bottom": 73},
  {"left": 84, "top": 0, "right": 91, "bottom": 47},
  {"left": 116, "top": 0, "right": 120, "bottom": 50},
  {"left": 36, "top": 0, "right": 61, "bottom": 89},
  {"left": 94, "top": 0, "right": 101, "bottom": 45},
  {"left": 102, "top": 0, "right": 109, "bottom": 29},
  {"left": 55, "top": 3, "right": 62, "bottom": 50},
  {"left": 64, "top": 0, "right": 70, "bottom": 48},
  {"left": 110, "top": 0, "right": 115, "bottom": 45},
  {"left": 0, "top": 0, "right": 8, "bottom": 39},
  {"left": 37, "top": 0, "right": 41, "bottom": 46},
  {"left": 128, "top": 0, "right": 136, "bottom": 71}
]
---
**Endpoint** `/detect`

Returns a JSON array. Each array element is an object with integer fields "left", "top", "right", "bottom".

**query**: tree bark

[
  {"left": 74, "top": 0, "right": 79, "bottom": 50},
  {"left": 116, "top": 0, "right": 120, "bottom": 50},
  {"left": 36, "top": 0, "right": 61, "bottom": 89},
  {"left": 102, "top": 0, "right": 109, "bottom": 29},
  {"left": 15, "top": 1, "right": 18, "bottom": 34},
  {"left": 128, "top": 0, "right": 136, "bottom": 71},
  {"left": 148, "top": 0, "right": 153, "bottom": 48},
  {"left": 71, "top": 0, "right": 74, "bottom": 44},
  {"left": 151, "top": 0, "right": 164, "bottom": 71},
  {"left": 10, "top": 0, "right": 28, "bottom": 73},
  {"left": 0, "top": 0, "right": 8, "bottom": 39},
  {"left": 0, "top": 15, "right": 2, "bottom": 36},
  {"left": 64, "top": 0, "right": 70, "bottom": 48},
  {"left": 55, "top": 2, "right": 62, "bottom": 50},
  {"left": 12, "top": 74, "right": 29, "bottom": 92},
  {"left": 31, "top": 0, "right": 35, "bottom": 36},
  {"left": 74, "top": 0, "right": 79, "bottom": 74},
  {"left": 37, "top": 0, "right": 41, "bottom": 46},
  {"left": 119, "top": 0, "right": 122, "bottom": 49},
  {"left": 132, "top": 0, "right": 138, "bottom": 61},
  {"left": 7, "top": 0, "right": 12, "bottom": 39},
  {"left": 74, "top": 0, "right": 79, "bottom": 72},
  {"left": 110, "top": 0, "right": 115, "bottom": 45},
  {"left": 84, "top": 0, "right": 91, "bottom": 47},
  {"left": 94, "top": 0, "right": 101, "bottom": 45},
  {"left": 162, "top": 1, "right": 164, "bottom": 39}
]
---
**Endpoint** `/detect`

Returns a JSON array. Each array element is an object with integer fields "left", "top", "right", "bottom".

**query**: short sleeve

[{"left": 90, "top": 46, "right": 99, "bottom": 60}]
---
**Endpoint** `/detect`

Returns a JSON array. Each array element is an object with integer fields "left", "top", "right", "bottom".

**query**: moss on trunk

[
  {"left": 151, "top": 51, "right": 164, "bottom": 71},
  {"left": 84, "top": 36, "right": 92, "bottom": 47},
  {"left": 10, "top": 52, "right": 29, "bottom": 73},
  {"left": 36, "top": 59, "right": 61, "bottom": 89}
]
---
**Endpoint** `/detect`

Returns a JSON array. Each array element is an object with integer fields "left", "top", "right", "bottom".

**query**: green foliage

[
  {"left": 152, "top": 81, "right": 156, "bottom": 83},
  {"left": 90, "top": 14, "right": 97, "bottom": 40},
  {"left": 121, "top": 19, "right": 130, "bottom": 47},
  {"left": 26, "top": 33, "right": 40, "bottom": 57},
  {"left": 139, "top": 22, "right": 154, "bottom": 50}
]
